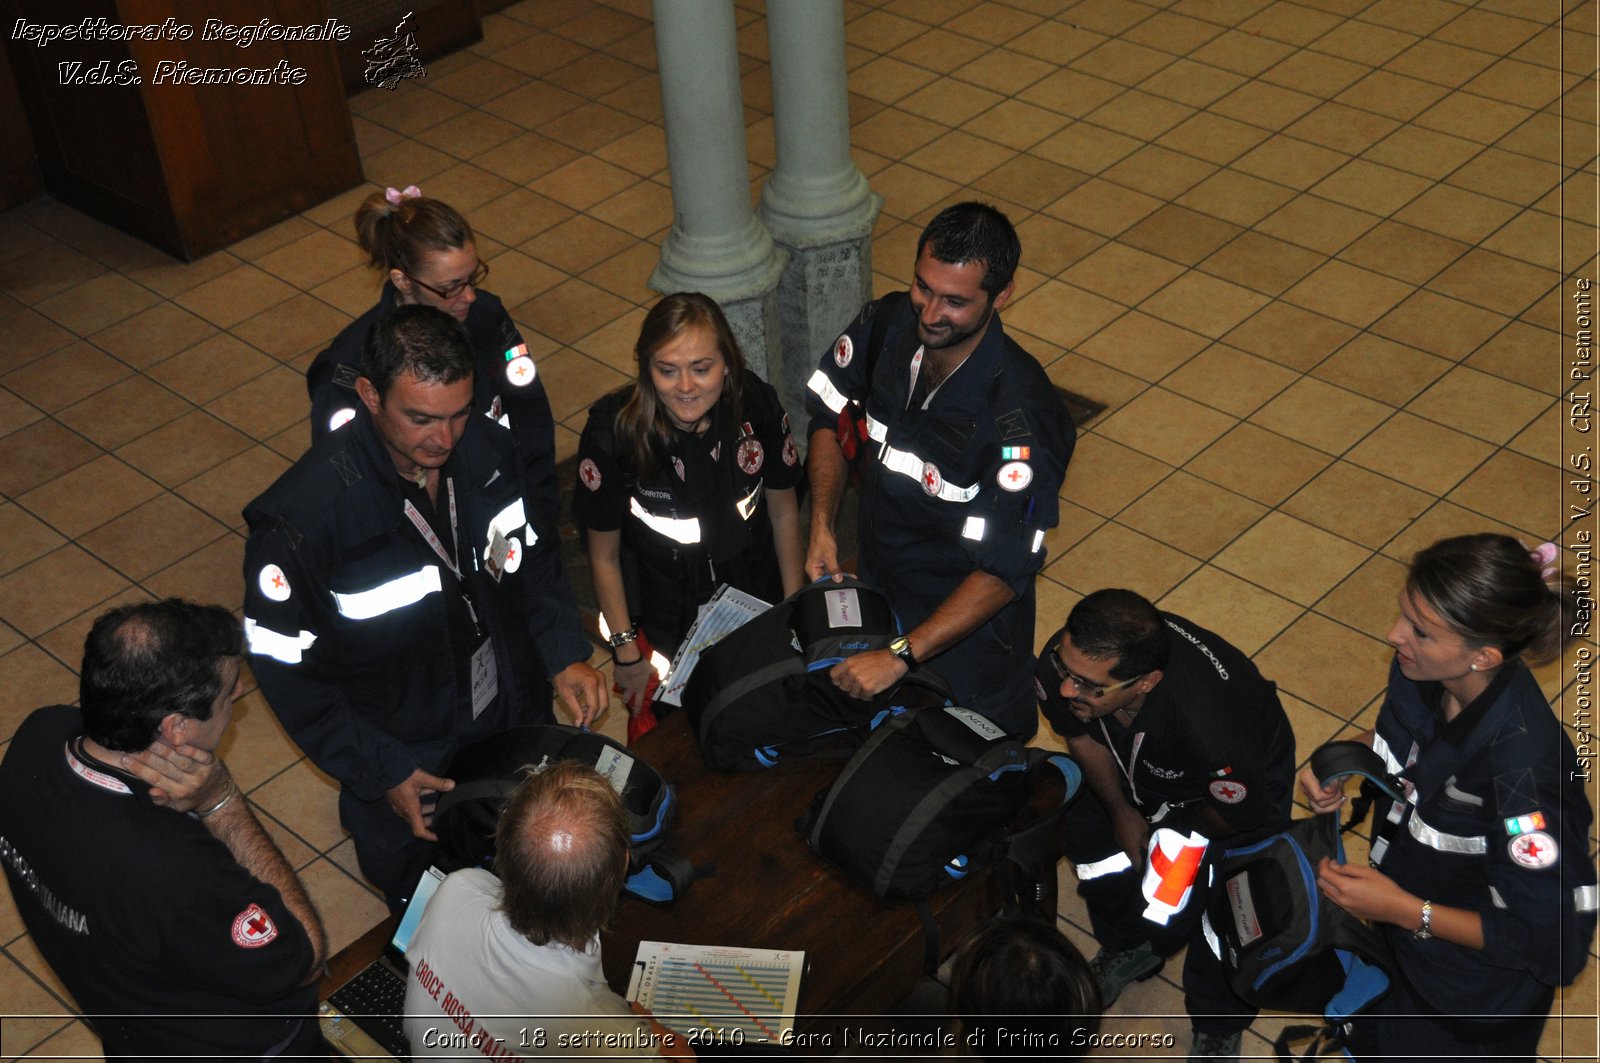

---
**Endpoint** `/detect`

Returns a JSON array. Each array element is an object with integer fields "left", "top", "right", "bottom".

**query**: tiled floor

[{"left": 0, "top": 0, "right": 1595, "bottom": 1058}]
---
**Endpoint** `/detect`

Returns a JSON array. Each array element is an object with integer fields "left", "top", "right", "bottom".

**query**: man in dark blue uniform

[
  {"left": 804, "top": 201, "right": 1074, "bottom": 737},
  {"left": 1035, "top": 589, "right": 1294, "bottom": 1061},
  {"left": 243, "top": 306, "right": 605, "bottom": 909}
]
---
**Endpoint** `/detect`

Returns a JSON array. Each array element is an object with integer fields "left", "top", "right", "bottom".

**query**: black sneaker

[{"left": 1088, "top": 940, "right": 1162, "bottom": 1006}]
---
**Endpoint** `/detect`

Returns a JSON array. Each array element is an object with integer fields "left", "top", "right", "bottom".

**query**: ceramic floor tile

[
  {"left": 1123, "top": 10, "right": 1226, "bottom": 55},
  {"left": 1137, "top": 57, "right": 1247, "bottom": 108},
  {"left": 1447, "top": 449, "right": 1564, "bottom": 532},
  {"left": 1002, "top": 279, "right": 1125, "bottom": 350},
  {"left": 141, "top": 534, "right": 246, "bottom": 609},
  {"left": 1157, "top": 565, "right": 1302, "bottom": 655},
  {"left": 1075, "top": 310, "right": 1209, "bottom": 382},
  {"left": 0, "top": 241, "right": 106, "bottom": 306},
  {"left": 1042, "top": 178, "right": 1164, "bottom": 238},
  {"left": 1381, "top": 499, "right": 1543, "bottom": 563},
  {"left": 114, "top": 410, "right": 256, "bottom": 490},
  {"left": 1161, "top": 341, "right": 1299, "bottom": 417},
  {"left": 1060, "top": 435, "right": 1172, "bottom": 517},
  {"left": 888, "top": 26, "right": 994, "bottom": 76},
  {"left": 1255, "top": 194, "right": 1381, "bottom": 256},
  {"left": 1316, "top": 552, "right": 1410, "bottom": 640},
  {"left": 1336, "top": 220, "right": 1471, "bottom": 287},
  {"left": 0, "top": 502, "right": 66, "bottom": 578},
  {"left": 1210, "top": 79, "right": 1322, "bottom": 130},
  {"left": 1407, "top": 365, "right": 1553, "bottom": 445},
  {"left": 0, "top": 307, "right": 77, "bottom": 376},
  {"left": 0, "top": 644, "right": 78, "bottom": 746},
  {"left": 77, "top": 494, "right": 230, "bottom": 582},
  {"left": 1394, "top": 183, "right": 1522, "bottom": 243},
  {"left": 1100, "top": 143, "right": 1217, "bottom": 199},
  {"left": 533, "top": 348, "right": 632, "bottom": 423},
  {"left": 1467, "top": 321, "right": 1561, "bottom": 393},
  {"left": 1346, "top": 412, "right": 1496, "bottom": 495},
  {"left": 1185, "top": 423, "right": 1332, "bottom": 506},
  {"left": 1256, "top": 611, "right": 1392, "bottom": 718},
  {"left": 1008, "top": 20, "right": 1110, "bottom": 67},
  {"left": 1448, "top": 145, "right": 1567, "bottom": 206},
  {"left": 1082, "top": 89, "right": 1195, "bottom": 140},
  {"left": 1233, "top": 134, "right": 1350, "bottom": 191},
  {"left": 883, "top": 62, "right": 983, "bottom": 112},
  {"left": 298, "top": 857, "right": 391, "bottom": 957},
  {"left": 872, "top": 162, "right": 966, "bottom": 220},
  {"left": 1117, "top": 470, "right": 1267, "bottom": 561},
  {"left": 0, "top": 385, "right": 42, "bottom": 440},
  {"left": 1190, "top": 29, "right": 1298, "bottom": 77},
  {"left": 1281, "top": 462, "right": 1433, "bottom": 549},
  {"left": 0, "top": 419, "right": 102, "bottom": 497},
  {"left": 1176, "top": 169, "right": 1298, "bottom": 227},
  {"left": 1031, "top": 120, "right": 1143, "bottom": 174},
  {"left": 1095, "top": 388, "right": 1237, "bottom": 466},
  {"left": 1138, "top": 271, "right": 1269, "bottom": 339},
  {"left": 33, "top": 271, "right": 161, "bottom": 338},
  {"left": 1198, "top": 231, "right": 1325, "bottom": 296},
  {"left": 971, "top": 154, "right": 1090, "bottom": 212},
  {"left": 1428, "top": 248, "right": 1561, "bottom": 319},
  {"left": 18, "top": 453, "right": 163, "bottom": 540},
  {"left": 1371, "top": 289, "right": 1511, "bottom": 361},
  {"left": 3, "top": 341, "right": 132, "bottom": 414},
  {"left": 88, "top": 302, "right": 218, "bottom": 371},
  {"left": 1046, "top": 521, "right": 1200, "bottom": 602},
  {"left": 530, "top": 156, "right": 642, "bottom": 212},
  {"left": 1118, "top": 204, "right": 1244, "bottom": 267},
  {"left": 1251, "top": 376, "right": 1393, "bottom": 456},
  {"left": 952, "top": 47, "right": 1057, "bottom": 96},
  {"left": 1060, "top": 243, "right": 1186, "bottom": 307},
  {"left": 0, "top": 545, "right": 130, "bottom": 641},
  {"left": 0, "top": 950, "right": 73, "bottom": 1055},
  {"left": 1071, "top": 38, "right": 1177, "bottom": 87},
  {"left": 1214, "top": 511, "right": 1372, "bottom": 607},
  {"left": 1481, "top": 209, "right": 1581, "bottom": 273},
  {"left": 247, "top": 757, "right": 346, "bottom": 852},
  {"left": 176, "top": 445, "right": 291, "bottom": 530},
  {"left": 1283, "top": 261, "right": 1414, "bottom": 328},
  {"left": 1285, "top": 102, "right": 1401, "bottom": 156},
  {"left": 174, "top": 265, "right": 298, "bottom": 330},
  {"left": 1155, "top": 112, "right": 1270, "bottom": 165}
]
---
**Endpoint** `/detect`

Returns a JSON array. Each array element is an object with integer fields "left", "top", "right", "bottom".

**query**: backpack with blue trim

[
  {"left": 680, "top": 575, "right": 924, "bottom": 770},
  {"left": 798, "top": 702, "right": 1083, "bottom": 901},
  {"left": 431, "top": 723, "right": 693, "bottom": 904},
  {"left": 1202, "top": 740, "right": 1406, "bottom": 1061}
]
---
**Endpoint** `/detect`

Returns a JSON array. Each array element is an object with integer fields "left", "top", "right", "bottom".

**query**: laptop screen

[{"left": 390, "top": 865, "right": 446, "bottom": 959}]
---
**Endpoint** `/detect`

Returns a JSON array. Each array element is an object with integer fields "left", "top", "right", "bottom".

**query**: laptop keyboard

[{"left": 328, "top": 963, "right": 411, "bottom": 1060}]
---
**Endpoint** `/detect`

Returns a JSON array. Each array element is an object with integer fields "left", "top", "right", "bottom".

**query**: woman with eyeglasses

[
  {"left": 305, "top": 186, "right": 559, "bottom": 524},
  {"left": 573, "top": 293, "right": 805, "bottom": 734},
  {"left": 1299, "top": 533, "right": 1595, "bottom": 1060}
]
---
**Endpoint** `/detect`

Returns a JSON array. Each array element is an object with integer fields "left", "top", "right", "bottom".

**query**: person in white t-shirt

[{"left": 403, "top": 761, "right": 690, "bottom": 1059}]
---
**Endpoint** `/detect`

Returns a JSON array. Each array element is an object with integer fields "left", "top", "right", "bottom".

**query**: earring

[{"left": 1469, "top": 663, "right": 1479, "bottom": 671}]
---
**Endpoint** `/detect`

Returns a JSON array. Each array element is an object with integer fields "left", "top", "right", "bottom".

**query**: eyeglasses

[
  {"left": 1046, "top": 645, "right": 1145, "bottom": 700},
  {"left": 406, "top": 260, "right": 489, "bottom": 300}
]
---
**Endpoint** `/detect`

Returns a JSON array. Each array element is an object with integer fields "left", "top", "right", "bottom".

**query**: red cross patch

[
  {"left": 232, "top": 904, "right": 278, "bottom": 948},
  {"left": 1209, "top": 779, "right": 1247, "bottom": 804},
  {"left": 257, "top": 564, "right": 291, "bottom": 602},
  {"left": 997, "top": 460, "right": 1032, "bottom": 492},
  {"left": 578, "top": 458, "right": 602, "bottom": 491},
  {"left": 506, "top": 355, "right": 536, "bottom": 387},
  {"left": 1508, "top": 829, "right": 1558, "bottom": 869},
  {"left": 834, "top": 335, "right": 853, "bottom": 368},
  {"left": 921, "top": 462, "right": 942, "bottom": 496},
  {"left": 673, "top": 457, "right": 686, "bottom": 480},
  {"left": 738, "top": 438, "right": 764, "bottom": 475},
  {"left": 782, "top": 436, "right": 798, "bottom": 467}
]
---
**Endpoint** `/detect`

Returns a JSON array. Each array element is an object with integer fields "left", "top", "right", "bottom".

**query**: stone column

[
  {"left": 759, "top": 0, "right": 882, "bottom": 424},
  {"left": 649, "top": 0, "right": 786, "bottom": 377}
]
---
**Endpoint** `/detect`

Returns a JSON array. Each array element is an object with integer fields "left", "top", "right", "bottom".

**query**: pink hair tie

[
  {"left": 384, "top": 185, "right": 422, "bottom": 205},
  {"left": 1529, "top": 541, "right": 1559, "bottom": 579}
]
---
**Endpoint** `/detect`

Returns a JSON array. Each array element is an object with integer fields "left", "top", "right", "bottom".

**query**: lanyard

[
  {"left": 1100, "top": 718, "right": 1146, "bottom": 807},
  {"left": 402, "top": 478, "right": 480, "bottom": 632}
]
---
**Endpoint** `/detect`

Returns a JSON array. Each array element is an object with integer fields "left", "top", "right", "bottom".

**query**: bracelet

[
  {"left": 1413, "top": 899, "right": 1434, "bottom": 940},
  {"left": 197, "top": 787, "right": 238, "bottom": 819},
  {"left": 607, "top": 626, "right": 640, "bottom": 649}
]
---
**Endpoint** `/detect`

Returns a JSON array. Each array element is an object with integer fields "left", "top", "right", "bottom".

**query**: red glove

[{"left": 614, "top": 631, "right": 661, "bottom": 743}]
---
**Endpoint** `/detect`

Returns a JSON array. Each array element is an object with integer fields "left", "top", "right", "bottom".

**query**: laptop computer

[{"left": 320, "top": 865, "right": 446, "bottom": 1061}]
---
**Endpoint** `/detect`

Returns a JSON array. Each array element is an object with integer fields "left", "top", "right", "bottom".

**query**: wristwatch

[
  {"left": 607, "top": 626, "right": 639, "bottom": 649},
  {"left": 1413, "top": 900, "right": 1434, "bottom": 940},
  {"left": 888, "top": 635, "right": 917, "bottom": 668}
]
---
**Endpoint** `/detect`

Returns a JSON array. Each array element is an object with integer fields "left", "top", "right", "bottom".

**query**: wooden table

[{"left": 599, "top": 711, "right": 1000, "bottom": 1047}]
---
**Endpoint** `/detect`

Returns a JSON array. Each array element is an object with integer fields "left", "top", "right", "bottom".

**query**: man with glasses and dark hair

[
  {"left": 0, "top": 599, "right": 328, "bottom": 1059},
  {"left": 1034, "top": 588, "right": 1294, "bottom": 1061},
  {"left": 806, "top": 201, "right": 1075, "bottom": 737},
  {"left": 245, "top": 305, "right": 605, "bottom": 913}
]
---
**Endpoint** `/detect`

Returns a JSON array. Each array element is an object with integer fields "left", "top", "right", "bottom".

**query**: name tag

[
  {"left": 485, "top": 529, "right": 513, "bottom": 582},
  {"left": 470, "top": 640, "right": 498, "bottom": 719}
]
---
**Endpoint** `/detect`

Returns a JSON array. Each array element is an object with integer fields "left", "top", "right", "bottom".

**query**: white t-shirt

[{"left": 403, "top": 869, "right": 659, "bottom": 1058}]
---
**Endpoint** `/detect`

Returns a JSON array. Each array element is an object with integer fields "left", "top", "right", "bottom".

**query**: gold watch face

[{"left": 890, "top": 637, "right": 910, "bottom": 656}]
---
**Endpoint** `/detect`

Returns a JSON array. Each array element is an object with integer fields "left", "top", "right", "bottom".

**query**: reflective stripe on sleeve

[
  {"left": 808, "top": 370, "right": 849, "bottom": 414},
  {"left": 1031, "top": 528, "right": 1046, "bottom": 553},
  {"left": 1575, "top": 885, "right": 1598, "bottom": 913},
  {"left": 487, "top": 498, "right": 527, "bottom": 542},
  {"left": 1406, "top": 811, "right": 1486, "bottom": 855},
  {"left": 244, "top": 619, "right": 317, "bottom": 664},
  {"left": 962, "top": 516, "right": 986, "bottom": 541},
  {"left": 1371, "top": 732, "right": 1407, "bottom": 776},
  {"left": 629, "top": 498, "right": 702, "bottom": 544},
  {"left": 332, "top": 566, "right": 442, "bottom": 620},
  {"left": 861, "top": 413, "right": 980, "bottom": 502},
  {"left": 734, "top": 485, "right": 761, "bottom": 521},
  {"left": 1074, "top": 851, "right": 1134, "bottom": 881}
]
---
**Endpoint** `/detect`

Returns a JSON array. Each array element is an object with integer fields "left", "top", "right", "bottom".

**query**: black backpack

[
  {"left": 679, "top": 575, "right": 918, "bottom": 770},
  {"left": 431, "top": 724, "right": 691, "bottom": 903},
  {"left": 798, "top": 702, "right": 1082, "bottom": 901},
  {"left": 1202, "top": 740, "right": 1407, "bottom": 1061}
]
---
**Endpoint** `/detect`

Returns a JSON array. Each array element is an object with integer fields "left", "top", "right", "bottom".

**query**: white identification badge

[
  {"left": 470, "top": 640, "right": 498, "bottom": 719},
  {"left": 486, "top": 529, "right": 513, "bottom": 582},
  {"left": 594, "top": 746, "right": 635, "bottom": 795},
  {"left": 826, "top": 588, "right": 862, "bottom": 629}
]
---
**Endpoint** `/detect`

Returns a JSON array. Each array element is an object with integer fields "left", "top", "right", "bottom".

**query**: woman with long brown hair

[{"left": 573, "top": 293, "right": 804, "bottom": 726}]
